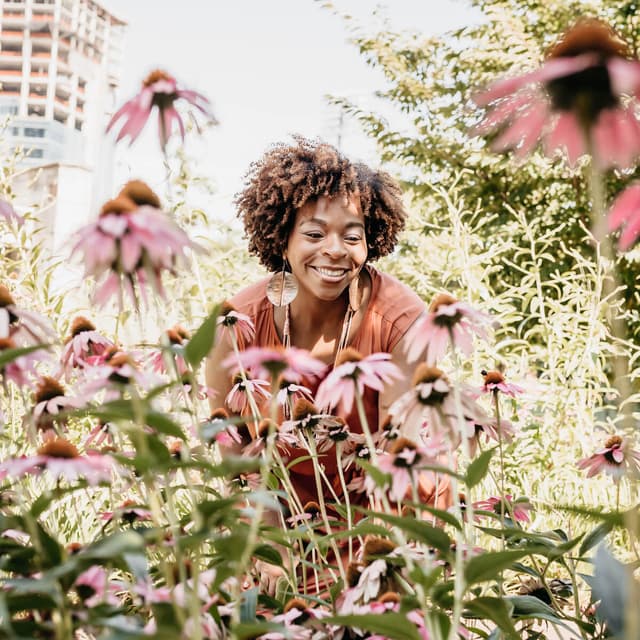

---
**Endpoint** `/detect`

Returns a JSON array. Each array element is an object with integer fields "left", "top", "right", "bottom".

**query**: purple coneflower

[
  {"left": 0, "top": 284, "right": 54, "bottom": 346},
  {"left": 61, "top": 316, "right": 113, "bottom": 374},
  {"left": 223, "top": 346, "right": 326, "bottom": 384},
  {"left": 472, "top": 495, "right": 532, "bottom": 523},
  {"left": 149, "top": 325, "right": 190, "bottom": 375},
  {"left": 107, "top": 69, "right": 216, "bottom": 149},
  {"left": 100, "top": 500, "right": 152, "bottom": 525},
  {"left": 32, "top": 376, "right": 83, "bottom": 435},
  {"left": 405, "top": 293, "right": 489, "bottom": 364},
  {"left": 475, "top": 18, "right": 640, "bottom": 169},
  {"left": 72, "top": 181, "right": 199, "bottom": 309},
  {"left": 0, "top": 337, "right": 39, "bottom": 387},
  {"left": 74, "top": 565, "right": 122, "bottom": 607},
  {"left": 608, "top": 183, "right": 640, "bottom": 250},
  {"left": 577, "top": 434, "right": 640, "bottom": 479},
  {"left": 0, "top": 437, "right": 112, "bottom": 485},
  {"left": 217, "top": 301, "right": 255, "bottom": 346},
  {"left": 225, "top": 373, "right": 271, "bottom": 413},
  {"left": 315, "top": 348, "right": 402, "bottom": 415},
  {"left": 481, "top": 369, "right": 524, "bottom": 397}
]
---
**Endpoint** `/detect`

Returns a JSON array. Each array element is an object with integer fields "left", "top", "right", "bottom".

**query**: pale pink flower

[
  {"left": 0, "top": 337, "right": 40, "bottom": 387},
  {"left": 608, "top": 183, "right": 640, "bottom": 250},
  {"left": 217, "top": 302, "right": 255, "bottom": 346},
  {"left": 316, "top": 349, "right": 402, "bottom": 415},
  {"left": 389, "top": 364, "right": 488, "bottom": 449},
  {"left": 475, "top": 19, "right": 640, "bottom": 169},
  {"left": 71, "top": 181, "right": 199, "bottom": 309},
  {"left": 275, "top": 380, "right": 314, "bottom": 408},
  {"left": 75, "top": 565, "right": 122, "bottom": 608},
  {"left": 0, "top": 284, "right": 54, "bottom": 346},
  {"left": 0, "top": 438, "right": 112, "bottom": 485},
  {"left": 223, "top": 346, "right": 326, "bottom": 384},
  {"left": 107, "top": 69, "right": 216, "bottom": 149},
  {"left": 100, "top": 500, "right": 152, "bottom": 524},
  {"left": 243, "top": 418, "right": 299, "bottom": 456},
  {"left": 577, "top": 434, "right": 640, "bottom": 479},
  {"left": 225, "top": 374, "right": 271, "bottom": 413},
  {"left": 476, "top": 417, "right": 517, "bottom": 447},
  {"left": 481, "top": 370, "right": 524, "bottom": 397},
  {"left": 149, "top": 325, "right": 190, "bottom": 376},
  {"left": 473, "top": 495, "right": 532, "bottom": 523},
  {"left": 60, "top": 316, "right": 113, "bottom": 375},
  {"left": 200, "top": 408, "right": 243, "bottom": 447},
  {"left": 406, "top": 293, "right": 489, "bottom": 364},
  {"left": 0, "top": 199, "right": 24, "bottom": 227},
  {"left": 31, "top": 376, "right": 84, "bottom": 435},
  {"left": 282, "top": 399, "right": 346, "bottom": 453}
]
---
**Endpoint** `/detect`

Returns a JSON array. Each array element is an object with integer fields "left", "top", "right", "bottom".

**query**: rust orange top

[{"left": 229, "top": 265, "right": 425, "bottom": 506}]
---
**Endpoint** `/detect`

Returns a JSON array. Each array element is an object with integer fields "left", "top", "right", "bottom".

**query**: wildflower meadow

[{"left": 2, "top": 2, "right": 640, "bottom": 639}]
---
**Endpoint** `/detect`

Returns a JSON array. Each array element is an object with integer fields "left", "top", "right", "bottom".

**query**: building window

[
  {"left": 24, "top": 127, "right": 45, "bottom": 138},
  {"left": 0, "top": 105, "right": 18, "bottom": 115},
  {"left": 29, "top": 148, "right": 44, "bottom": 158},
  {"left": 11, "top": 127, "right": 20, "bottom": 136}
]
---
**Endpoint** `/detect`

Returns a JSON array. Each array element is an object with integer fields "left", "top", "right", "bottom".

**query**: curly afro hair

[{"left": 235, "top": 137, "right": 407, "bottom": 272}]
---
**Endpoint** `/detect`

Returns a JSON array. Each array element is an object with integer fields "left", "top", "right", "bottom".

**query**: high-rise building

[{"left": 0, "top": 0, "right": 126, "bottom": 252}]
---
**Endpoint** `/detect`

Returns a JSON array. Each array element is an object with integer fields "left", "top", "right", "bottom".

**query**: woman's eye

[
  {"left": 304, "top": 232, "right": 323, "bottom": 239},
  {"left": 345, "top": 235, "right": 362, "bottom": 243}
]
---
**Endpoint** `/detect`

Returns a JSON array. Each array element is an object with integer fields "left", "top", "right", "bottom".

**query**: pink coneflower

[
  {"left": 72, "top": 181, "right": 199, "bottom": 309},
  {"left": 200, "top": 408, "right": 244, "bottom": 448},
  {"left": 315, "top": 349, "right": 402, "bottom": 415},
  {"left": 475, "top": 417, "right": 517, "bottom": 448},
  {"left": 0, "top": 284, "right": 54, "bottom": 346},
  {"left": 371, "top": 437, "right": 436, "bottom": 502},
  {"left": 217, "top": 301, "right": 255, "bottom": 346},
  {"left": 149, "top": 325, "right": 190, "bottom": 375},
  {"left": 282, "top": 398, "right": 345, "bottom": 452},
  {"left": 0, "top": 199, "right": 24, "bottom": 227},
  {"left": 608, "top": 183, "right": 640, "bottom": 250},
  {"left": 389, "top": 364, "right": 487, "bottom": 449},
  {"left": 101, "top": 500, "right": 152, "bottom": 525},
  {"left": 481, "top": 370, "right": 524, "bottom": 397},
  {"left": 225, "top": 373, "right": 271, "bottom": 413},
  {"left": 473, "top": 495, "right": 532, "bottom": 523},
  {"left": 243, "top": 418, "right": 298, "bottom": 456},
  {"left": 60, "top": 316, "right": 113, "bottom": 374},
  {"left": 0, "top": 438, "right": 112, "bottom": 485},
  {"left": 223, "top": 346, "right": 326, "bottom": 384},
  {"left": 405, "top": 293, "right": 489, "bottom": 364},
  {"left": 74, "top": 565, "right": 122, "bottom": 608},
  {"left": 107, "top": 69, "right": 216, "bottom": 149},
  {"left": 0, "top": 337, "right": 39, "bottom": 387},
  {"left": 577, "top": 434, "right": 640, "bottom": 479},
  {"left": 475, "top": 19, "right": 640, "bottom": 169},
  {"left": 32, "top": 376, "right": 83, "bottom": 434},
  {"left": 276, "top": 379, "right": 314, "bottom": 408}
]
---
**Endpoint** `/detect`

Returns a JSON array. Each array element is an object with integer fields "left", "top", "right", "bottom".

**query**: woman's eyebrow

[{"left": 300, "top": 217, "right": 365, "bottom": 229}]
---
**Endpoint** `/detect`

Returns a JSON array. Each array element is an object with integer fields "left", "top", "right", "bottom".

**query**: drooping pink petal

[
  {"left": 544, "top": 112, "right": 585, "bottom": 166},
  {"left": 607, "top": 57, "right": 640, "bottom": 96},
  {"left": 608, "top": 184, "right": 640, "bottom": 231},
  {"left": 492, "top": 101, "right": 548, "bottom": 156},
  {"left": 119, "top": 234, "right": 142, "bottom": 273}
]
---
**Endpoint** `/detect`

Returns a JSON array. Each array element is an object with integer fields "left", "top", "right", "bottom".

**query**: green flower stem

[{"left": 335, "top": 442, "right": 354, "bottom": 563}]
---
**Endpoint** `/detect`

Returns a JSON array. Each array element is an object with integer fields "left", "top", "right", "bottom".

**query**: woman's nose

[{"left": 323, "top": 236, "right": 347, "bottom": 258}]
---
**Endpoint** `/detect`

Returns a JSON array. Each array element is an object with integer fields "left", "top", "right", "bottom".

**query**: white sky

[{"left": 101, "top": 0, "right": 479, "bottom": 218}]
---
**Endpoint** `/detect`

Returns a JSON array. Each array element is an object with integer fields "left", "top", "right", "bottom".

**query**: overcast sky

[{"left": 101, "top": 0, "right": 479, "bottom": 218}]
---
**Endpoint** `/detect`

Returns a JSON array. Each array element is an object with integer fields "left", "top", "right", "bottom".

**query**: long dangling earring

[
  {"left": 348, "top": 269, "right": 362, "bottom": 313},
  {"left": 266, "top": 257, "right": 298, "bottom": 307}
]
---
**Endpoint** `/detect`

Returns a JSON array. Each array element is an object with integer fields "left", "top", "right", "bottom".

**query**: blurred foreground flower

[
  {"left": 475, "top": 19, "right": 640, "bottom": 169},
  {"left": 0, "top": 199, "right": 24, "bottom": 227},
  {"left": 473, "top": 495, "right": 532, "bottom": 523},
  {"left": 72, "top": 181, "right": 200, "bottom": 309},
  {"left": 405, "top": 293, "right": 489, "bottom": 364},
  {"left": 107, "top": 69, "right": 216, "bottom": 149},
  {"left": 0, "top": 284, "right": 54, "bottom": 345},
  {"left": 608, "top": 183, "right": 640, "bottom": 249},
  {"left": 577, "top": 434, "right": 640, "bottom": 479}
]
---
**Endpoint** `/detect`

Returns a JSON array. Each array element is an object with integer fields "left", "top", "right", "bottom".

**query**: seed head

[
  {"left": 143, "top": 69, "right": 172, "bottom": 86},
  {"left": 70, "top": 316, "right": 96, "bottom": 337},
  {"left": 334, "top": 347, "right": 363, "bottom": 366},
  {"left": 99, "top": 195, "right": 137, "bottom": 217},
  {"left": 119, "top": 180, "right": 161, "bottom": 208},
  {"left": 412, "top": 363, "right": 446, "bottom": 387},
  {"left": 34, "top": 376, "right": 65, "bottom": 403},
  {"left": 37, "top": 437, "right": 79, "bottom": 459},
  {"left": 0, "top": 284, "right": 15, "bottom": 307}
]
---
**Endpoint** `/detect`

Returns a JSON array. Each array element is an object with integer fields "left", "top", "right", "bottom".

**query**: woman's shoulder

[{"left": 229, "top": 277, "right": 272, "bottom": 319}]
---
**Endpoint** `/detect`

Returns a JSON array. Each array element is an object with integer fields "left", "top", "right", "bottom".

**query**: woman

[{"left": 205, "top": 138, "right": 450, "bottom": 592}]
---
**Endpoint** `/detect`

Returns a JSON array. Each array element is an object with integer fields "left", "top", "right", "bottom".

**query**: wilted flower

[
  {"left": 315, "top": 349, "right": 402, "bottom": 415},
  {"left": 0, "top": 437, "right": 112, "bottom": 485},
  {"left": 405, "top": 293, "right": 489, "bottom": 364},
  {"left": 475, "top": 18, "right": 640, "bottom": 169},
  {"left": 577, "top": 434, "right": 640, "bottom": 479},
  {"left": 60, "top": 316, "right": 114, "bottom": 374},
  {"left": 72, "top": 181, "right": 199, "bottom": 309},
  {"left": 481, "top": 370, "right": 524, "bottom": 397},
  {"left": 107, "top": 69, "right": 216, "bottom": 149},
  {"left": 223, "top": 346, "right": 326, "bottom": 384},
  {"left": 0, "top": 199, "right": 24, "bottom": 227},
  {"left": 0, "top": 284, "right": 54, "bottom": 346}
]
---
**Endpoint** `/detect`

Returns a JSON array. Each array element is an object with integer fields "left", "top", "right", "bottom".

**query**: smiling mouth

[{"left": 311, "top": 266, "right": 349, "bottom": 280}]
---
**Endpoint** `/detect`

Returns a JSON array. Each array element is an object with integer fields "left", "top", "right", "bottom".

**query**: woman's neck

[{"left": 289, "top": 289, "right": 349, "bottom": 338}]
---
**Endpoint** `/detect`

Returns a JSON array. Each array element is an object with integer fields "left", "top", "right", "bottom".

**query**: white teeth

[{"left": 315, "top": 267, "right": 346, "bottom": 277}]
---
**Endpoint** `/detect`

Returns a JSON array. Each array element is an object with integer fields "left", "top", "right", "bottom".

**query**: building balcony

[
  {"left": 0, "top": 68, "right": 22, "bottom": 77},
  {"left": 1, "top": 30, "right": 24, "bottom": 39},
  {"left": 31, "top": 51, "right": 51, "bottom": 59}
]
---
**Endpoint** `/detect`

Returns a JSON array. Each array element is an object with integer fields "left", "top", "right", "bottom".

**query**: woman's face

[{"left": 285, "top": 195, "right": 367, "bottom": 304}]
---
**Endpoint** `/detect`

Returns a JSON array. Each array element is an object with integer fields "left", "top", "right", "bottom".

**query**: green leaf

[
  {"left": 233, "top": 622, "right": 289, "bottom": 640},
  {"left": 464, "top": 549, "right": 534, "bottom": 585},
  {"left": 239, "top": 586, "right": 258, "bottom": 623},
  {"left": 325, "top": 613, "right": 421, "bottom": 640},
  {"left": 506, "top": 595, "right": 564, "bottom": 623},
  {"left": 465, "top": 448, "right": 494, "bottom": 488},
  {"left": 359, "top": 510, "right": 451, "bottom": 554},
  {"left": 253, "top": 544, "right": 283, "bottom": 567},
  {"left": 0, "top": 343, "right": 49, "bottom": 368},
  {"left": 579, "top": 522, "right": 614, "bottom": 557},
  {"left": 464, "top": 596, "right": 519, "bottom": 639},
  {"left": 184, "top": 303, "right": 221, "bottom": 367},
  {"left": 81, "top": 531, "right": 145, "bottom": 561}
]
